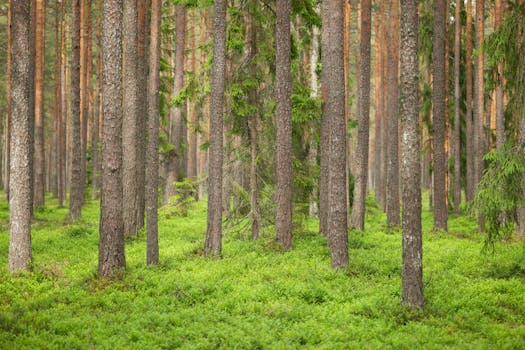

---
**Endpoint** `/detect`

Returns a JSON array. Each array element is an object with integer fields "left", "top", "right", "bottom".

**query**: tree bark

[
  {"left": 465, "top": 0, "right": 474, "bottom": 202},
  {"left": 275, "top": 0, "right": 293, "bottom": 249},
  {"left": 474, "top": 0, "right": 485, "bottom": 231},
  {"left": 495, "top": 0, "right": 504, "bottom": 148},
  {"left": 432, "top": 0, "right": 448, "bottom": 231},
  {"left": 8, "top": 0, "right": 33, "bottom": 272},
  {"left": 400, "top": 0, "right": 424, "bottom": 310},
  {"left": 91, "top": 0, "right": 102, "bottom": 200},
  {"left": 69, "top": 0, "right": 83, "bottom": 220},
  {"left": 372, "top": 10, "right": 382, "bottom": 205},
  {"left": 136, "top": 0, "right": 148, "bottom": 228},
  {"left": 80, "top": 0, "right": 92, "bottom": 207},
  {"left": 59, "top": 6, "right": 67, "bottom": 206},
  {"left": 33, "top": 0, "right": 45, "bottom": 208},
  {"left": 204, "top": 0, "right": 227, "bottom": 257},
  {"left": 123, "top": 0, "right": 139, "bottom": 237},
  {"left": 187, "top": 11, "right": 198, "bottom": 181},
  {"left": 5, "top": 0, "right": 11, "bottom": 202},
  {"left": 322, "top": 0, "right": 348, "bottom": 269},
  {"left": 246, "top": 9, "right": 260, "bottom": 240},
  {"left": 453, "top": 0, "right": 461, "bottom": 214},
  {"left": 98, "top": 0, "right": 126, "bottom": 276},
  {"left": 350, "top": 0, "right": 371, "bottom": 231},
  {"left": 386, "top": 0, "right": 400, "bottom": 227},
  {"left": 380, "top": 3, "right": 388, "bottom": 211},
  {"left": 147, "top": 0, "right": 160, "bottom": 265},
  {"left": 54, "top": 0, "right": 63, "bottom": 205}
]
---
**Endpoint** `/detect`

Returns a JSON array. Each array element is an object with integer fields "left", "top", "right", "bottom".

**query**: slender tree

[
  {"left": 33, "top": 0, "right": 45, "bottom": 208},
  {"left": 372, "top": 9, "right": 382, "bottom": 206},
  {"left": 8, "top": 0, "right": 33, "bottom": 272},
  {"left": 135, "top": 0, "right": 148, "bottom": 229},
  {"left": 5, "top": 0, "right": 11, "bottom": 201},
  {"left": 275, "top": 0, "right": 293, "bottom": 249},
  {"left": 386, "top": 0, "right": 400, "bottom": 227},
  {"left": 123, "top": 0, "right": 139, "bottom": 236},
  {"left": 69, "top": 0, "right": 83, "bottom": 220},
  {"left": 308, "top": 18, "right": 320, "bottom": 217},
  {"left": 246, "top": 8, "right": 260, "bottom": 240},
  {"left": 80, "top": 0, "right": 92, "bottom": 206},
  {"left": 400, "top": 0, "right": 424, "bottom": 309},
  {"left": 474, "top": 0, "right": 485, "bottom": 231},
  {"left": 465, "top": 0, "right": 474, "bottom": 201},
  {"left": 322, "top": 0, "right": 348, "bottom": 269},
  {"left": 433, "top": 0, "right": 448, "bottom": 231},
  {"left": 319, "top": 1, "right": 331, "bottom": 237},
  {"left": 187, "top": 11, "right": 198, "bottom": 181},
  {"left": 495, "top": 0, "right": 504, "bottom": 148},
  {"left": 165, "top": 4, "right": 187, "bottom": 202},
  {"left": 146, "top": 0, "right": 161, "bottom": 265},
  {"left": 98, "top": 0, "right": 125, "bottom": 276},
  {"left": 453, "top": 0, "right": 461, "bottom": 214},
  {"left": 59, "top": 4, "right": 67, "bottom": 206},
  {"left": 91, "top": 0, "right": 102, "bottom": 200},
  {"left": 204, "top": 0, "right": 227, "bottom": 256},
  {"left": 351, "top": 0, "right": 371, "bottom": 231},
  {"left": 54, "top": 0, "right": 64, "bottom": 206}
]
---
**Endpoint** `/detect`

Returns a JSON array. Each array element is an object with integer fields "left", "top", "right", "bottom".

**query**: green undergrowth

[{"left": 0, "top": 193, "right": 524, "bottom": 349}]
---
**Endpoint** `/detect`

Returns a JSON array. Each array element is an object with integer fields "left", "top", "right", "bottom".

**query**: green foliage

[
  {"left": 2, "top": 194, "right": 525, "bottom": 348},
  {"left": 62, "top": 222, "right": 95, "bottom": 238},
  {"left": 470, "top": 145, "right": 525, "bottom": 249},
  {"left": 160, "top": 179, "right": 197, "bottom": 218}
]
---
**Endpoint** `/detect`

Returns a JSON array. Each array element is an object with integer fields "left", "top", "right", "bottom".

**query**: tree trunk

[
  {"left": 474, "top": 0, "right": 485, "bottom": 231},
  {"left": 275, "top": 0, "right": 293, "bottom": 250},
  {"left": 99, "top": 0, "right": 126, "bottom": 276},
  {"left": 80, "top": 0, "right": 92, "bottom": 207},
  {"left": 136, "top": 0, "right": 148, "bottom": 228},
  {"left": 59, "top": 5, "right": 67, "bottom": 206},
  {"left": 350, "top": 0, "right": 371, "bottom": 231},
  {"left": 5, "top": 1, "right": 11, "bottom": 202},
  {"left": 164, "top": 4, "right": 187, "bottom": 202},
  {"left": 495, "top": 0, "right": 504, "bottom": 148},
  {"left": 246, "top": 9, "right": 260, "bottom": 240},
  {"left": 465, "top": 0, "right": 474, "bottom": 202},
  {"left": 91, "top": 0, "right": 102, "bottom": 200},
  {"left": 28, "top": 0, "right": 35, "bottom": 217},
  {"left": 187, "top": 11, "right": 198, "bottom": 181},
  {"left": 380, "top": 3, "right": 388, "bottom": 212},
  {"left": 453, "top": 0, "right": 461, "bottom": 214},
  {"left": 51, "top": 1, "right": 60, "bottom": 199},
  {"left": 372, "top": 11, "right": 382, "bottom": 205},
  {"left": 147, "top": 0, "right": 160, "bottom": 265},
  {"left": 8, "top": 0, "right": 33, "bottom": 272},
  {"left": 432, "top": 0, "right": 448, "bottom": 231},
  {"left": 33, "top": 0, "right": 45, "bottom": 208},
  {"left": 308, "top": 20, "right": 320, "bottom": 217},
  {"left": 400, "top": 0, "right": 424, "bottom": 310},
  {"left": 386, "top": 0, "right": 400, "bottom": 227},
  {"left": 204, "top": 0, "right": 227, "bottom": 257},
  {"left": 322, "top": 0, "right": 348, "bottom": 269},
  {"left": 69, "top": 0, "right": 83, "bottom": 220},
  {"left": 123, "top": 0, "right": 139, "bottom": 237},
  {"left": 54, "top": 0, "right": 62, "bottom": 204}
]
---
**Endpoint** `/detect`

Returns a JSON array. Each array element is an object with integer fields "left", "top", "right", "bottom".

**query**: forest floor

[{"left": 0, "top": 193, "right": 524, "bottom": 349}]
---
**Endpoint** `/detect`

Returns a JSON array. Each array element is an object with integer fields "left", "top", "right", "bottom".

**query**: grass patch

[{"left": 0, "top": 193, "right": 524, "bottom": 348}]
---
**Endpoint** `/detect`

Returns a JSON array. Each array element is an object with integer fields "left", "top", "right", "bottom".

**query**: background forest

[{"left": 1, "top": 0, "right": 525, "bottom": 348}]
